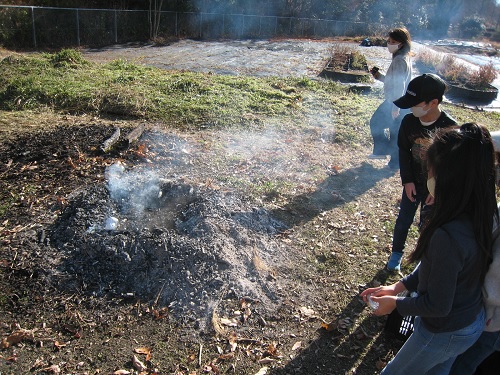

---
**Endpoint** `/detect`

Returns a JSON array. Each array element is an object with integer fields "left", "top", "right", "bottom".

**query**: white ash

[{"left": 49, "top": 174, "right": 290, "bottom": 323}]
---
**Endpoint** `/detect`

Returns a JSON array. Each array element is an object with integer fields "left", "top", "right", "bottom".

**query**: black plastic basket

[{"left": 384, "top": 309, "right": 415, "bottom": 341}]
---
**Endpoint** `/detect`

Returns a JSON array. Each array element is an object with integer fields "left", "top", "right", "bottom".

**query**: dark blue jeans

[
  {"left": 381, "top": 309, "right": 485, "bottom": 375},
  {"left": 449, "top": 330, "right": 500, "bottom": 375},
  {"left": 392, "top": 187, "right": 432, "bottom": 253},
  {"left": 369, "top": 100, "right": 401, "bottom": 163}
]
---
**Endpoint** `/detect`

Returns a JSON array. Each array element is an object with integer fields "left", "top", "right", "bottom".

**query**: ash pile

[{"left": 50, "top": 162, "right": 289, "bottom": 321}]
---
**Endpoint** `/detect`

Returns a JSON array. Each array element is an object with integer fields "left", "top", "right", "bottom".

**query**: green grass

[
  {"left": 1, "top": 49, "right": 499, "bottom": 140},
  {"left": 0, "top": 187, "right": 21, "bottom": 217},
  {"left": 0, "top": 50, "right": 351, "bottom": 131}
]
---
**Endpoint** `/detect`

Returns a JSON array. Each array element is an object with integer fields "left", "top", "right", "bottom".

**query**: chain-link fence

[{"left": 0, "top": 5, "right": 377, "bottom": 49}]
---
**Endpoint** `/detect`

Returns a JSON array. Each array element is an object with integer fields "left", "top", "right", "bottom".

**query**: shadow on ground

[
  {"left": 270, "top": 268, "right": 404, "bottom": 375},
  {"left": 271, "top": 161, "right": 396, "bottom": 228}
]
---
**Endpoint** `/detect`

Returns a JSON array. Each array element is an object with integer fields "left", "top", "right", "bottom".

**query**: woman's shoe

[{"left": 387, "top": 252, "right": 403, "bottom": 271}]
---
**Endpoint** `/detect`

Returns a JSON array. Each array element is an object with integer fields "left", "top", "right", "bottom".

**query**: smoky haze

[{"left": 185, "top": 0, "right": 496, "bottom": 40}]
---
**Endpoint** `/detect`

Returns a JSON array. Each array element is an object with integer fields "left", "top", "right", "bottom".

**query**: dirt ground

[
  {"left": 0, "top": 111, "right": 407, "bottom": 375},
  {"left": 0, "top": 38, "right": 497, "bottom": 375}
]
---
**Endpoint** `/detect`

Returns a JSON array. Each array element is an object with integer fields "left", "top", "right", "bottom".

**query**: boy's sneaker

[
  {"left": 387, "top": 252, "right": 403, "bottom": 271},
  {"left": 368, "top": 154, "right": 387, "bottom": 159}
]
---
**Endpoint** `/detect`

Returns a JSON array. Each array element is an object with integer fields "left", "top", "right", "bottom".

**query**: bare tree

[{"left": 149, "top": 0, "right": 164, "bottom": 39}]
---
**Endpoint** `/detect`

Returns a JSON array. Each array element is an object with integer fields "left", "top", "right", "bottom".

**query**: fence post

[
  {"left": 76, "top": 9, "right": 80, "bottom": 46},
  {"left": 241, "top": 15, "right": 244, "bottom": 38},
  {"left": 31, "top": 7, "right": 37, "bottom": 48},
  {"left": 175, "top": 12, "right": 178, "bottom": 37},
  {"left": 114, "top": 10, "right": 118, "bottom": 43},
  {"left": 199, "top": 12, "right": 202, "bottom": 38}
]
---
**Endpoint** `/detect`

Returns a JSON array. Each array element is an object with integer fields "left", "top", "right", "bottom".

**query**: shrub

[
  {"left": 49, "top": 49, "right": 89, "bottom": 68},
  {"left": 416, "top": 49, "right": 443, "bottom": 70},
  {"left": 458, "top": 16, "right": 486, "bottom": 39},
  {"left": 328, "top": 43, "right": 368, "bottom": 71},
  {"left": 416, "top": 48, "right": 497, "bottom": 89},
  {"left": 436, "top": 55, "right": 469, "bottom": 84},
  {"left": 470, "top": 63, "right": 498, "bottom": 88}
]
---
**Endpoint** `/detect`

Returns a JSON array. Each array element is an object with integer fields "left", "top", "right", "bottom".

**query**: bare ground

[
  {"left": 0, "top": 106, "right": 412, "bottom": 375},
  {"left": 0, "top": 38, "right": 451, "bottom": 375}
]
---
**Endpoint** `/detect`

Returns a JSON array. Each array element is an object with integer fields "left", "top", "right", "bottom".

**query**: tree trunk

[{"left": 149, "top": 0, "right": 164, "bottom": 40}]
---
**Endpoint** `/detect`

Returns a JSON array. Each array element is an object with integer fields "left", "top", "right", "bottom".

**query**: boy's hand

[{"left": 404, "top": 182, "right": 416, "bottom": 202}]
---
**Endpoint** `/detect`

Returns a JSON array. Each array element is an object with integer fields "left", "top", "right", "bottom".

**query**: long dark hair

[{"left": 409, "top": 123, "right": 497, "bottom": 281}]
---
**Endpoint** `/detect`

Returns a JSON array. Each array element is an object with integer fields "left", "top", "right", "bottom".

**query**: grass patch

[
  {"left": 2, "top": 49, "right": 497, "bottom": 139},
  {"left": 0, "top": 49, "right": 349, "bottom": 130}
]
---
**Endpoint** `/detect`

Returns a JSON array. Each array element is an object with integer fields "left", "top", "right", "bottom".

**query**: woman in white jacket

[{"left": 368, "top": 27, "right": 412, "bottom": 169}]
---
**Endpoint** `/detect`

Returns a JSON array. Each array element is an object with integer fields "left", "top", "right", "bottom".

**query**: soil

[
  {"left": 0, "top": 38, "right": 472, "bottom": 375},
  {"left": 0, "top": 113, "right": 408, "bottom": 375}
]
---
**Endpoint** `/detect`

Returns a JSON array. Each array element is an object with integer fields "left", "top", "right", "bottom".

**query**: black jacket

[{"left": 397, "top": 111, "right": 457, "bottom": 190}]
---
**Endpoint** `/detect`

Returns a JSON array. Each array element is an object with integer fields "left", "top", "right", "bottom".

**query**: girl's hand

[
  {"left": 360, "top": 282, "right": 407, "bottom": 312},
  {"left": 360, "top": 284, "right": 397, "bottom": 300},
  {"left": 425, "top": 194, "right": 435, "bottom": 206},
  {"left": 369, "top": 295, "right": 397, "bottom": 316},
  {"left": 360, "top": 286, "right": 383, "bottom": 300}
]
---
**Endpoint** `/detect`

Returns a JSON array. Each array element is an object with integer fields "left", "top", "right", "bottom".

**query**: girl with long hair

[{"left": 361, "top": 123, "right": 498, "bottom": 374}]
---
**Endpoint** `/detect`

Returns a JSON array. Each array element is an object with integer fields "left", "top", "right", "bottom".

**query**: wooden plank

[
  {"left": 126, "top": 123, "right": 145, "bottom": 144},
  {"left": 101, "top": 127, "right": 121, "bottom": 153}
]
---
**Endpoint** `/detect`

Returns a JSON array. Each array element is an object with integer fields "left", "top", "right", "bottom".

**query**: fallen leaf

[
  {"left": 242, "top": 307, "right": 252, "bottom": 322},
  {"left": 376, "top": 360, "right": 387, "bottom": 370},
  {"left": 132, "top": 355, "right": 147, "bottom": 372},
  {"left": 203, "top": 362, "right": 220, "bottom": 373},
  {"left": 134, "top": 347, "right": 152, "bottom": 361},
  {"left": 258, "top": 357, "right": 275, "bottom": 364},
  {"left": 220, "top": 317, "right": 238, "bottom": 327},
  {"left": 254, "top": 367, "right": 268, "bottom": 375},
  {"left": 291, "top": 341, "right": 302, "bottom": 351},
  {"left": 113, "top": 371, "right": 131, "bottom": 375},
  {"left": 54, "top": 340, "right": 67, "bottom": 350},
  {"left": 228, "top": 331, "right": 238, "bottom": 352},
  {"left": 299, "top": 306, "right": 317, "bottom": 318},
  {"left": 31, "top": 357, "right": 46, "bottom": 369},
  {"left": 152, "top": 307, "right": 169, "bottom": 320},
  {"left": 321, "top": 320, "right": 338, "bottom": 331},
  {"left": 42, "top": 364, "right": 61, "bottom": 374},
  {"left": 265, "top": 342, "right": 278, "bottom": 357},
  {"left": 134, "top": 143, "right": 148, "bottom": 157},
  {"left": 1, "top": 328, "right": 35, "bottom": 348},
  {"left": 218, "top": 352, "right": 234, "bottom": 361}
]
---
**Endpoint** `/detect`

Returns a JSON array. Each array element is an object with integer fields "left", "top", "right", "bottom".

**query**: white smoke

[{"left": 105, "top": 162, "right": 162, "bottom": 215}]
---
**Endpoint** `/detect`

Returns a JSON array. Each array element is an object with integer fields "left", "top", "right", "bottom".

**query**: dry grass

[{"left": 416, "top": 47, "right": 497, "bottom": 88}]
